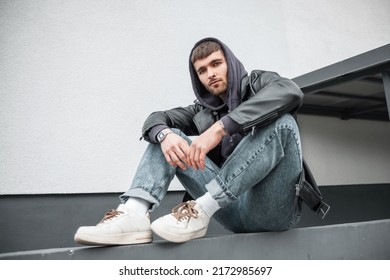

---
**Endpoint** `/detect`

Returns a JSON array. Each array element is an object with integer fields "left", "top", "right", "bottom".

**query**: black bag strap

[{"left": 296, "top": 159, "right": 330, "bottom": 219}]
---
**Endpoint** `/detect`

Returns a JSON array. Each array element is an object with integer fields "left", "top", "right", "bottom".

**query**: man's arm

[
  {"left": 140, "top": 103, "right": 202, "bottom": 170},
  {"left": 160, "top": 130, "right": 191, "bottom": 170},
  {"left": 141, "top": 104, "right": 201, "bottom": 143},
  {"left": 158, "top": 120, "right": 226, "bottom": 171},
  {"left": 186, "top": 120, "right": 226, "bottom": 171},
  {"left": 227, "top": 71, "right": 303, "bottom": 134}
]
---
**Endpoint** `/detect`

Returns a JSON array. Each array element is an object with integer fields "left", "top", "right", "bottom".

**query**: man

[{"left": 74, "top": 37, "right": 304, "bottom": 245}]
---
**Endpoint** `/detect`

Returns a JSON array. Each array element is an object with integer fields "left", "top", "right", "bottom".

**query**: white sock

[
  {"left": 195, "top": 192, "right": 220, "bottom": 217},
  {"left": 124, "top": 197, "right": 151, "bottom": 215}
]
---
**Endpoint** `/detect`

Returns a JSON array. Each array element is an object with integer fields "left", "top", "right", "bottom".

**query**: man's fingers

[
  {"left": 163, "top": 152, "right": 176, "bottom": 168},
  {"left": 165, "top": 150, "right": 187, "bottom": 170},
  {"left": 187, "top": 146, "right": 197, "bottom": 170},
  {"left": 176, "top": 142, "right": 190, "bottom": 167},
  {"left": 194, "top": 147, "right": 202, "bottom": 170},
  {"left": 173, "top": 154, "right": 188, "bottom": 170},
  {"left": 172, "top": 146, "right": 189, "bottom": 170},
  {"left": 188, "top": 144, "right": 206, "bottom": 171},
  {"left": 194, "top": 149, "right": 206, "bottom": 171},
  {"left": 160, "top": 134, "right": 190, "bottom": 170},
  {"left": 198, "top": 151, "right": 206, "bottom": 170}
]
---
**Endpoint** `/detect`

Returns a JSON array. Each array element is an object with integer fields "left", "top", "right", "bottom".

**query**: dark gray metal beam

[
  {"left": 293, "top": 44, "right": 390, "bottom": 94},
  {"left": 382, "top": 69, "right": 390, "bottom": 120},
  {"left": 299, "top": 105, "right": 389, "bottom": 121},
  {"left": 360, "top": 76, "right": 384, "bottom": 85},
  {"left": 313, "top": 90, "right": 386, "bottom": 103},
  {"left": 293, "top": 44, "right": 390, "bottom": 121},
  {"left": 343, "top": 104, "right": 388, "bottom": 120}
]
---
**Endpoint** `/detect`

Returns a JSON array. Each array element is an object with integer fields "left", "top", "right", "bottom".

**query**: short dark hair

[{"left": 191, "top": 41, "right": 223, "bottom": 64}]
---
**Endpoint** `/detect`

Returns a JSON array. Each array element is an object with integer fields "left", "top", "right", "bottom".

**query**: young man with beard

[{"left": 74, "top": 37, "right": 304, "bottom": 245}]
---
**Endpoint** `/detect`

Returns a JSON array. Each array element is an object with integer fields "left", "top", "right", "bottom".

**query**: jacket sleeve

[
  {"left": 227, "top": 70, "right": 303, "bottom": 133},
  {"left": 141, "top": 103, "right": 201, "bottom": 142}
]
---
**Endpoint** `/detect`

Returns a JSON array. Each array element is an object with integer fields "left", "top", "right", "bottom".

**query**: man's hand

[
  {"left": 187, "top": 121, "right": 226, "bottom": 170},
  {"left": 160, "top": 132, "right": 190, "bottom": 170}
]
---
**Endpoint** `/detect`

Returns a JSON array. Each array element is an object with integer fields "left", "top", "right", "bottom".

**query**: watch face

[{"left": 157, "top": 131, "right": 164, "bottom": 142}]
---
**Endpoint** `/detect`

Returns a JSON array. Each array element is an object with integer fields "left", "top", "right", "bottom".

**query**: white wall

[
  {"left": 1, "top": 0, "right": 390, "bottom": 194},
  {"left": 282, "top": 0, "right": 390, "bottom": 76},
  {"left": 298, "top": 115, "right": 390, "bottom": 186}
]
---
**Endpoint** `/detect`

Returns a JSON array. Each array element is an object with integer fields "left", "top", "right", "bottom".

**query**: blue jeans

[{"left": 120, "top": 114, "right": 302, "bottom": 233}]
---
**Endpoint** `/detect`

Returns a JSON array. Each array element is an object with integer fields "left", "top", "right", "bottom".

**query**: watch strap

[{"left": 157, "top": 128, "right": 173, "bottom": 143}]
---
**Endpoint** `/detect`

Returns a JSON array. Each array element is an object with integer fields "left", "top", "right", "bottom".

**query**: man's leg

[
  {"left": 120, "top": 128, "right": 220, "bottom": 208},
  {"left": 74, "top": 130, "right": 218, "bottom": 245},
  {"left": 209, "top": 113, "right": 303, "bottom": 232},
  {"left": 151, "top": 114, "right": 303, "bottom": 241}
]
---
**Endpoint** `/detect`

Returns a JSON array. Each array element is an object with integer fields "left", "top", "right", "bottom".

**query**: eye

[
  {"left": 213, "top": 60, "right": 225, "bottom": 68},
  {"left": 198, "top": 69, "right": 206, "bottom": 75}
]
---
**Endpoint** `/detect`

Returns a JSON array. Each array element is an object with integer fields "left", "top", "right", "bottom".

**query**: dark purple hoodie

[{"left": 189, "top": 37, "right": 248, "bottom": 165}]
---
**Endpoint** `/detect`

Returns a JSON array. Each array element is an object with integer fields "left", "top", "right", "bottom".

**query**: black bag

[{"left": 296, "top": 159, "right": 330, "bottom": 219}]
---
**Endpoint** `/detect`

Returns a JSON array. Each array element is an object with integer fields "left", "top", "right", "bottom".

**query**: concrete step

[
  {"left": 1, "top": 219, "right": 389, "bottom": 260},
  {"left": 1, "top": 184, "right": 390, "bottom": 259}
]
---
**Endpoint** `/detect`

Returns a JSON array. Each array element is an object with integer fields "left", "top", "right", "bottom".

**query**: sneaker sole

[
  {"left": 150, "top": 224, "right": 207, "bottom": 243},
  {"left": 74, "top": 231, "right": 152, "bottom": 245}
]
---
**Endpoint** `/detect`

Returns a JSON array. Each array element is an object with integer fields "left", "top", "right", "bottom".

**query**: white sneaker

[
  {"left": 74, "top": 204, "right": 152, "bottom": 245},
  {"left": 150, "top": 201, "right": 210, "bottom": 243}
]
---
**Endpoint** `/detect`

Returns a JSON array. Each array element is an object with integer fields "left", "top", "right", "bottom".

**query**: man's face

[{"left": 193, "top": 50, "right": 228, "bottom": 97}]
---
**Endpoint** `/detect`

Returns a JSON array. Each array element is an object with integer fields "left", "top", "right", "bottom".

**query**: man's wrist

[
  {"left": 220, "top": 116, "right": 240, "bottom": 136},
  {"left": 157, "top": 128, "right": 173, "bottom": 143},
  {"left": 218, "top": 120, "right": 228, "bottom": 136}
]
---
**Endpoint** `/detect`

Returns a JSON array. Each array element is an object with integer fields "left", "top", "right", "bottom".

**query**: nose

[{"left": 207, "top": 68, "right": 216, "bottom": 78}]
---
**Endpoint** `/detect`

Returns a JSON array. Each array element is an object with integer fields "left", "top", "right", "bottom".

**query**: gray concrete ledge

[
  {"left": 1, "top": 219, "right": 389, "bottom": 260},
  {"left": 2, "top": 184, "right": 390, "bottom": 254}
]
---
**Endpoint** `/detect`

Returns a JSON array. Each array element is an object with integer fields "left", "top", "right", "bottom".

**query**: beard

[{"left": 206, "top": 80, "right": 228, "bottom": 96}]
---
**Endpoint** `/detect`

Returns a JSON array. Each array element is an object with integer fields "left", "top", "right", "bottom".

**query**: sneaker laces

[
  {"left": 98, "top": 209, "right": 124, "bottom": 224},
  {"left": 171, "top": 201, "right": 198, "bottom": 222}
]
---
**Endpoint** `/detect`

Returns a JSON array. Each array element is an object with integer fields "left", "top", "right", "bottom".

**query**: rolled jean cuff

[
  {"left": 205, "top": 176, "right": 237, "bottom": 208},
  {"left": 120, "top": 187, "right": 160, "bottom": 212}
]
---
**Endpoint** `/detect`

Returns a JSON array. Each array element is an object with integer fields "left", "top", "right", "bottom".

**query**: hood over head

[{"left": 189, "top": 37, "right": 248, "bottom": 112}]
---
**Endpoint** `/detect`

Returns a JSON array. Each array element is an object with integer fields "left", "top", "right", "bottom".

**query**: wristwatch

[{"left": 157, "top": 129, "right": 173, "bottom": 143}]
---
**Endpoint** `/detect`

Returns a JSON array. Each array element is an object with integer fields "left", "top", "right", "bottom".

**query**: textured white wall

[
  {"left": 298, "top": 115, "right": 390, "bottom": 186},
  {"left": 282, "top": 0, "right": 390, "bottom": 76},
  {"left": 1, "top": 0, "right": 390, "bottom": 194}
]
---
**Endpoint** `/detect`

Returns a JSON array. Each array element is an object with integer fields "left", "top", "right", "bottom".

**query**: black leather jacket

[{"left": 141, "top": 70, "right": 303, "bottom": 141}]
